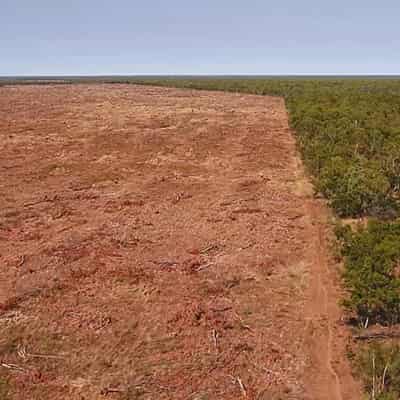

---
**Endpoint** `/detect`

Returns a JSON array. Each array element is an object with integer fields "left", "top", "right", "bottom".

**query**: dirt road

[{"left": 0, "top": 85, "right": 360, "bottom": 399}]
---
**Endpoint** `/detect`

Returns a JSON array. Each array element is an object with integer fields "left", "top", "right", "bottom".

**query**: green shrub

[
  {"left": 318, "top": 158, "right": 392, "bottom": 217},
  {"left": 336, "top": 221, "right": 400, "bottom": 325}
]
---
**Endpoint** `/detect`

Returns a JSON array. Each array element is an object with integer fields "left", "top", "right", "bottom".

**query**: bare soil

[{"left": 0, "top": 84, "right": 361, "bottom": 399}]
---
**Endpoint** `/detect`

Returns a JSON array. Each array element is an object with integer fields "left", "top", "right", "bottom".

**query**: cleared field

[{"left": 0, "top": 85, "right": 359, "bottom": 399}]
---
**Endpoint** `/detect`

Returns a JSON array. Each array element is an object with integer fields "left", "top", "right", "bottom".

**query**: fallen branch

[
  {"left": 28, "top": 353, "right": 66, "bottom": 360},
  {"left": 355, "top": 328, "right": 400, "bottom": 341},
  {"left": 23, "top": 195, "right": 57, "bottom": 208},
  {"left": 17, "top": 345, "right": 66, "bottom": 360},
  {"left": 196, "top": 263, "right": 214, "bottom": 272},
  {"left": 16, "top": 255, "right": 26, "bottom": 268},
  {"left": 100, "top": 387, "right": 125, "bottom": 395},
  {"left": 200, "top": 244, "right": 219, "bottom": 254},
  {"left": 228, "top": 375, "right": 247, "bottom": 397},
  {"left": 1, "top": 362, "right": 26, "bottom": 372},
  {"left": 237, "top": 377, "right": 247, "bottom": 398},
  {"left": 151, "top": 260, "right": 179, "bottom": 268},
  {"left": 212, "top": 329, "right": 219, "bottom": 352},
  {"left": 211, "top": 306, "right": 233, "bottom": 313}
]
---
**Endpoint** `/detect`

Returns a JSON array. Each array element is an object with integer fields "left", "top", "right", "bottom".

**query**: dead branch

[
  {"left": 16, "top": 255, "right": 26, "bottom": 268},
  {"left": 151, "top": 260, "right": 178, "bottom": 268},
  {"left": 372, "top": 352, "right": 376, "bottom": 400},
  {"left": 382, "top": 362, "right": 389, "bottom": 391},
  {"left": 196, "top": 263, "right": 214, "bottom": 272},
  {"left": 1, "top": 362, "right": 26, "bottom": 372},
  {"left": 211, "top": 306, "right": 233, "bottom": 313},
  {"left": 28, "top": 353, "right": 66, "bottom": 360},
  {"left": 355, "top": 328, "right": 400, "bottom": 341},
  {"left": 100, "top": 387, "right": 125, "bottom": 395},
  {"left": 23, "top": 195, "right": 57, "bottom": 208},
  {"left": 237, "top": 377, "right": 247, "bottom": 397},
  {"left": 200, "top": 244, "right": 219, "bottom": 254},
  {"left": 17, "top": 345, "right": 66, "bottom": 360},
  {"left": 228, "top": 375, "right": 247, "bottom": 398},
  {"left": 212, "top": 329, "right": 219, "bottom": 352}
]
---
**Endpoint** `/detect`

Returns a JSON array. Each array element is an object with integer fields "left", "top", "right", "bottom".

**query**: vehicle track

[
  {"left": 299, "top": 163, "right": 362, "bottom": 399},
  {"left": 313, "top": 205, "right": 343, "bottom": 400}
]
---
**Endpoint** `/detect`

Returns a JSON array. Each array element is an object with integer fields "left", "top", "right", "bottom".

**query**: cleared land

[{"left": 0, "top": 85, "right": 359, "bottom": 399}]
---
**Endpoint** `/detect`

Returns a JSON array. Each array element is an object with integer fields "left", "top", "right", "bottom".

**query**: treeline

[{"left": 132, "top": 77, "right": 400, "bottom": 399}]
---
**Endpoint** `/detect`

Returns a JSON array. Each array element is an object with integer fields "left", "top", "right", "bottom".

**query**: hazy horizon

[{"left": 2, "top": 74, "right": 400, "bottom": 79}]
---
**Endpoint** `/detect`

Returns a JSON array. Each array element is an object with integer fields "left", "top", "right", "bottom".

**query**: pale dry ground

[{"left": 0, "top": 84, "right": 361, "bottom": 399}]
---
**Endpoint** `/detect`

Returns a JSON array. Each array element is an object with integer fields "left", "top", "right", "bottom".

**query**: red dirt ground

[{"left": 0, "top": 85, "right": 361, "bottom": 399}]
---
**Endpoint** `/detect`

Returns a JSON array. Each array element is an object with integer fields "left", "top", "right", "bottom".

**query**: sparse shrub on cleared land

[{"left": 355, "top": 343, "right": 400, "bottom": 400}]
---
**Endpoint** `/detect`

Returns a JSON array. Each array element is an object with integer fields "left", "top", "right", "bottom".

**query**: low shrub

[
  {"left": 336, "top": 221, "right": 400, "bottom": 326},
  {"left": 355, "top": 343, "right": 400, "bottom": 400}
]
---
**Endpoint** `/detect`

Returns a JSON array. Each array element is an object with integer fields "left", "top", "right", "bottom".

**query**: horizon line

[{"left": 1, "top": 73, "right": 400, "bottom": 78}]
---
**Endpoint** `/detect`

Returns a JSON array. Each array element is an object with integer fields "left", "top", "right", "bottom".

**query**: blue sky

[{"left": 1, "top": 0, "right": 399, "bottom": 75}]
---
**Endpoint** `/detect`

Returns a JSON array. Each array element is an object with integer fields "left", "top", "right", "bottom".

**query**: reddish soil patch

[{"left": 0, "top": 85, "right": 360, "bottom": 399}]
